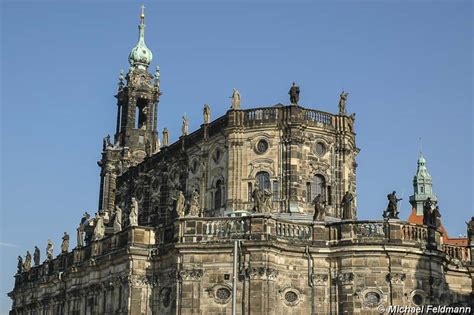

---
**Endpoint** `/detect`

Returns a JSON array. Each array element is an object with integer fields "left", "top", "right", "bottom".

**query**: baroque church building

[{"left": 8, "top": 8, "right": 474, "bottom": 315}]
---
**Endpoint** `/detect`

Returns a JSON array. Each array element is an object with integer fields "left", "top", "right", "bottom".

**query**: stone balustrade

[{"left": 443, "top": 244, "right": 471, "bottom": 262}]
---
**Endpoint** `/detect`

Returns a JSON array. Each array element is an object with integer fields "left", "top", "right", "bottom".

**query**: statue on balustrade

[
  {"left": 93, "top": 213, "right": 105, "bottom": 241},
  {"left": 175, "top": 190, "right": 186, "bottom": 218},
  {"left": 252, "top": 185, "right": 265, "bottom": 213},
  {"left": 61, "top": 232, "right": 70, "bottom": 254},
  {"left": 46, "top": 239, "right": 53, "bottom": 261},
  {"left": 77, "top": 212, "right": 90, "bottom": 247},
  {"left": 33, "top": 246, "right": 40, "bottom": 266},
  {"left": 312, "top": 194, "right": 326, "bottom": 221},
  {"left": 423, "top": 198, "right": 435, "bottom": 226},
  {"left": 203, "top": 104, "right": 211, "bottom": 124},
  {"left": 129, "top": 198, "right": 139, "bottom": 227},
  {"left": 188, "top": 189, "right": 201, "bottom": 217},
  {"left": 231, "top": 88, "right": 241, "bottom": 109},
  {"left": 467, "top": 217, "right": 474, "bottom": 240},
  {"left": 341, "top": 191, "right": 354, "bottom": 219},
  {"left": 263, "top": 189, "right": 273, "bottom": 213},
  {"left": 162, "top": 128, "right": 169, "bottom": 147},
  {"left": 433, "top": 205, "right": 442, "bottom": 229},
  {"left": 338, "top": 91, "right": 349, "bottom": 114},
  {"left": 23, "top": 251, "right": 31, "bottom": 272},
  {"left": 114, "top": 205, "right": 123, "bottom": 232},
  {"left": 17, "top": 256, "right": 23, "bottom": 274},
  {"left": 181, "top": 115, "right": 189, "bottom": 136},
  {"left": 383, "top": 191, "right": 402, "bottom": 219},
  {"left": 289, "top": 82, "right": 300, "bottom": 105}
]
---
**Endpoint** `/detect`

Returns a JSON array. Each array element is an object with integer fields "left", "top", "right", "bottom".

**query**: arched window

[
  {"left": 214, "top": 179, "right": 222, "bottom": 209},
  {"left": 256, "top": 171, "right": 270, "bottom": 191},
  {"left": 309, "top": 174, "right": 326, "bottom": 202}
]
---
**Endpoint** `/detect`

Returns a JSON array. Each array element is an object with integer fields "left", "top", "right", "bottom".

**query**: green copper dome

[{"left": 128, "top": 6, "right": 153, "bottom": 70}]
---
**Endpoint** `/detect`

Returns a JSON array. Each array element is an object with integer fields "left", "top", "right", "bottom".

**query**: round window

[
  {"left": 256, "top": 139, "right": 269, "bottom": 154},
  {"left": 284, "top": 291, "right": 298, "bottom": 303},
  {"left": 412, "top": 293, "right": 423, "bottom": 306},
  {"left": 216, "top": 287, "right": 231, "bottom": 301},
  {"left": 315, "top": 142, "right": 326, "bottom": 156},
  {"left": 364, "top": 292, "right": 381, "bottom": 307}
]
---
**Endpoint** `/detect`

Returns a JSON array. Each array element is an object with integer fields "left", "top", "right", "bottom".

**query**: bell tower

[
  {"left": 115, "top": 5, "right": 161, "bottom": 160},
  {"left": 409, "top": 154, "right": 437, "bottom": 215},
  {"left": 97, "top": 6, "right": 161, "bottom": 214}
]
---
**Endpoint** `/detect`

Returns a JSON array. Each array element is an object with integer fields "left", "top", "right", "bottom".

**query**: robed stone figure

[
  {"left": 203, "top": 104, "right": 211, "bottom": 124},
  {"left": 24, "top": 251, "right": 32, "bottom": 272},
  {"left": 231, "top": 89, "right": 241, "bottom": 109},
  {"left": 114, "top": 205, "right": 123, "bottom": 232},
  {"left": 61, "top": 232, "right": 70, "bottom": 254},
  {"left": 175, "top": 191, "right": 186, "bottom": 218},
  {"left": 129, "top": 198, "right": 139, "bottom": 227},
  {"left": 94, "top": 213, "right": 105, "bottom": 241},
  {"left": 188, "top": 190, "right": 201, "bottom": 217},
  {"left": 17, "top": 256, "right": 23, "bottom": 273},
  {"left": 338, "top": 91, "right": 349, "bottom": 114},
  {"left": 46, "top": 240, "right": 54, "bottom": 261},
  {"left": 162, "top": 128, "right": 169, "bottom": 146},
  {"left": 252, "top": 185, "right": 265, "bottom": 213},
  {"left": 423, "top": 198, "right": 434, "bottom": 226},
  {"left": 289, "top": 82, "right": 300, "bottom": 105},
  {"left": 341, "top": 191, "right": 354, "bottom": 219},
  {"left": 312, "top": 194, "right": 326, "bottom": 221},
  {"left": 33, "top": 246, "right": 40, "bottom": 266}
]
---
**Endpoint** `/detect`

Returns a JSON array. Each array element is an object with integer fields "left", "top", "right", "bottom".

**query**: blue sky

[{"left": 1, "top": 0, "right": 472, "bottom": 311}]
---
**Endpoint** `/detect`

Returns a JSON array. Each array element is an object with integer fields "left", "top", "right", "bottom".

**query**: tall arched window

[
  {"left": 310, "top": 174, "right": 326, "bottom": 202},
  {"left": 214, "top": 179, "right": 222, "bottom": 209},
  {"left": 256, "top": 171, "right": 270, "bottom": 191}
]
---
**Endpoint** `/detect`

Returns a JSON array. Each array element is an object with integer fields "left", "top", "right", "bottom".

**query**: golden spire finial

[{"left": 140, "top": 4, "right": 145, "bottom": 22}]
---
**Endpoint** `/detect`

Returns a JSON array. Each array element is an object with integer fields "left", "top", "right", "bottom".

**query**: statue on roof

[
  {"left": 231, "top": 89, "right": 241, "bottom": 109},
  {"left": 129, "top": 197, "right": 139, "bottom": 227},
  {"left": 423, "top": 198, "right": 435, "bottom": 226},
  {"left": 467, "top": 217, "right": 474, "bottom": 240},
  {"left": 114, "top": 205, "right": 123, "bottom": 232},
  {"left": 175, "top": 190, "right": 186, "bottom": 218},
  {"left": 188, "top": 189, "right": 201, "bottom": 217},
  {"left": 61, "top": 232, "right": 70, "bottom": 254},
  {"left": 383, "top": 191, "right": 402, "bottom": 219},
  {"left": 203, "top": 104, "right": 211, "bottom": 124},
  {"left": 433, "top": 205, "right": 442, "bottom": 229},
  {"left": 17, "top": 256, "right": 23, "bottom": 274},
  {"left": 33, "top": 246, "right": 40, "bottom": 266},
  {"left": 163, "top": 128, "right": 169, "bottom": 146},
  {"left": 338, "top": 91, "right": 349, "bottom": 114},
  {"left": 252, "top": 184, "right": 265, "bottom": 213},
  {"left": 341, "top": 191, "right": 354, "bottom": 220},
  {"left": 93, "top": 213, "right": 105, "bottom": 241},
  {"left": 46, "top": 239, "right": 54, "bottom": 261},
  {"left": 24, "top": 251, "right": 31, "bottom": 272},
  {"left": 182, "top": 116, "right": 189, "bottom": 136},
  {"left": 289, "top": 82, "right": 300, "bottom": 105},
  {"left": 312, "top": 194, "right": 326, "bottom": 221}
]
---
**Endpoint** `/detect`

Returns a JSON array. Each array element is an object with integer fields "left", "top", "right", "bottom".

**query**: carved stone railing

[
  {"left": 244, "top": 107, "right": 279, "bottom": 126},
  {"left": 443, "top": 244, "right": 471, "bottom": 263},
  {"left": 303, "top": 109, "right": 333, "bottom": 126},
  {"left": 401, "top": 223, "right": 428, "bottom": 244},
  {"left": 328, "top": 220, "right": 388, "bottom": 244},
  {"left": 275, "top": 221, "right": 312, "bottom": 241}
]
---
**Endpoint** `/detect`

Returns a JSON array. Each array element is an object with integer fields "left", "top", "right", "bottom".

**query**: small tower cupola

[
  {"left": 128, "top": 5, "right": 153, "bottom": 70},
  {"left": 409, "top": 154, "right": 437, "bottom": 215}
]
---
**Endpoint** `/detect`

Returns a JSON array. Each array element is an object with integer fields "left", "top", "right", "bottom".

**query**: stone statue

[
  {"left": 288, "top": 82, "right": 300, "bottom": 105},
  {"left": 423, "top": 198, "right": 434, "bottom": 226},
  {"left": 252, "top": 185, "right": 265, "bottom": 213},
  {"left": 231, "top": 89, "right": 241, "bottom": 109},
  {"left": 312, "top": 194, "right": 326, "bottom": 221},
  {"left": 466, "top": 217, "right": 474, "bottom": 240},
  {"left": 433, "top": 205, "right": 442, "bottom": 229},
  {"left": 130, "top": 198, "right": 139, "bottom": 227},
  {"left": 175, "top": 190, "right": 186, "bottom": 218},
  {"left": 46, "top": 240, "right": 53, "bottom": 261},
  {"left": 61, "top": 232, "right": 70, "bottom": 254},
  {"left": 33, "top": 246, "right": 40, "bottom": 266},
  {"left": 341, "top": 191, "right": 354, "bottom": 219},
  {"left": 17, "top": 256, "right": 23, "bottom": 273},
  {"left": 262, "top": 189, "right": 273, "bottom": 213},
  {"left": 93, "top": 213, "right": 105, "bottom": 241},
  {"left": 383, "top": 191, "right": 402, "bottom": 219},
  {"left": 77, "top": 212, "right": 89, "bottom": 247},
  {"left": 203, "top": 104, "right": 211, "bottom": 124},
  {"left": 24, "top": 251, "right": 32, "bottom": 272},
  {"left": 338, "top": 91, "right": 349, "bottom": 114},
  {"left": 182, "top": 116, "right": 189, "bottom": 136},
  {"left": 162, "top": 128, "right": 169, "bottom": 146},
  {"left": 188, "top": 189, "right": 201, "bottom": 217},
  {"left": 114, "top": 205, "right": 123, "bottom": 232}
]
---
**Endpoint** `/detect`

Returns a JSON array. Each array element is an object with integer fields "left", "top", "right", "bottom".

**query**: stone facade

[{"left": 8, "top": 8, "right": 473, "bottom": 315}]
